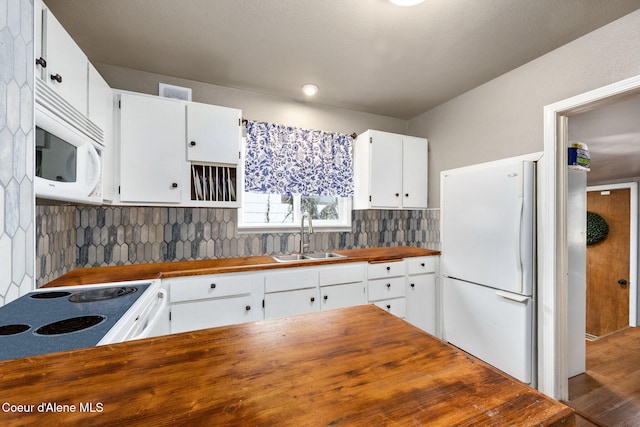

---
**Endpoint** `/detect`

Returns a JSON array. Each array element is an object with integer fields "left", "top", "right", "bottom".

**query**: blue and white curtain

[{"left": 244, "top": 121, "right": 354, "bottom": 197}]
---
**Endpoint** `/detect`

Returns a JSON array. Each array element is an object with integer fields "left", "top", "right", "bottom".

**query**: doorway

[
  {"left": 540, "top": 74, "right": 640, "bottom": 400},
  {"left": 585, "top": 185, "right": 636, "bottom": 338}
]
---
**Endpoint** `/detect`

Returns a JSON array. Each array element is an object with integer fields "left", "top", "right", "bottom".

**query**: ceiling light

[
  {"left": 302, "top": 84, "right": 318, "bottom": 96},
  {"left": 389, "top": 0, "right": 426, "bottom": 6}
]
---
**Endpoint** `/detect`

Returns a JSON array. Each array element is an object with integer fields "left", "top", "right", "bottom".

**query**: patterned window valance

[{"left": 244, "top": 121, "right": 354, "bottom": 197}]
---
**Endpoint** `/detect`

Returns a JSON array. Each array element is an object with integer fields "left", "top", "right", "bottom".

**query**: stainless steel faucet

[{"left": 300, "top": 211, "right": 314, "bottom": 254}]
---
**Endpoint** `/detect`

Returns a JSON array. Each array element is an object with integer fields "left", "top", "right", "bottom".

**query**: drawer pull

[
  {"left": 324, "top": 295, "right": 328, "bottom": 300},
  {"left": 210, "top": 283, "right": 216, "bottom": 289},
  {"left": 386, "top": 304, "right": 391, "bottom": 310},
  {"left": 421, "top": 263, "right": 425, "bottom": 267},
  {"left": 245, "top": 305, "right": 251, "bottom": 311},
  {"left": 410, "top": 283, "right": 415, "bottom": 288},
  {"left": 386, "top": 283, "right": 391, "bottom": 288},
  {"left": 50, "top": 73, "right": 62, "bottom": 83},
  {"left": 386, "top": 266, "right": 391, "bottom": 271},
  {"left": 310, "top": 297, "right": 315, "bottom": 302}
]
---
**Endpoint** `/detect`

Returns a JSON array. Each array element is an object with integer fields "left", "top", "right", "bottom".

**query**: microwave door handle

[{"left": 85, "top": 143, "right": 101, "bottom": 195}]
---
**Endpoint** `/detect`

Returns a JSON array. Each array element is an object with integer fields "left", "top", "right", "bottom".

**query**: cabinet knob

[
  {"left": 171, "top": 182, "right": 178, "bottom": 188},
  {"left": 395, "top": 193, "right": 400, "bottom": 197},
  {"left": 410, "top": 283, "right": 415, "bottom": 288},
  {"left": 386, "top": 266, "right": 391, "bottom": 271},
  {"left": 386, "top": 283, "right": 391, "bottom": 288},
  {"left": 210, "top": 283, "right": 216, "bottom": 289},
  {"left": 245, "top": 305, "right": 251, "bottom": 311},
  {"left": 324, "top": 295, "right": 328, "bottom": 300},
  {"left": 190, "top": 141, "right": 196, "bottom": 146},
  {"left": 405, "top": 193, "right": 409, "bottom": 197},
  {"left": 35, "top": 57, "right": 47, "bottom": 68},
  {"left": 386, "top": 304, "right": 391, "bottom": 310},
  {"left": 310, "top": 297, "right": 315, "bottom": 302},
  {"left": 50, "top": 73, "right": 62, "bottom": 83},
  {"left": 421, "top": 263, "right": 425, "bottom": 267}
]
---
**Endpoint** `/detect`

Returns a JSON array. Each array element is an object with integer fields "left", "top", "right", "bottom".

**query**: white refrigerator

[{"left": 441, "top": 155, "right": 538, "bottom": 385}]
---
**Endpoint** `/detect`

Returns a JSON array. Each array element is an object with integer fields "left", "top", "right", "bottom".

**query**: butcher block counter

[
  {"left": 44, "top": 246, "right": 439, "bottom": 287},
  {"left": 0, "top": 305, "right": 574, "bottom": 426}
]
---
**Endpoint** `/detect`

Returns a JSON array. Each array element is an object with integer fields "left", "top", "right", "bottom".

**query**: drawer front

[
  {"left": 168, "top": 273, "right": 258, "bottom": 303},
  {"left": 368, "top": 260, "right": 406, "bottom": 279},
  {"left": 264, "top": 268, "right": 319, "bottom": 293},
  {"left": 368, "top": 276, "right": 406, "bottom": 301},
  {"left": 170, "top": 295, "right": 261, "bottom": 334},
  {"left": 373, "top": 298, "right": 406, "bottom": 318},
  {"left": 406, "top": 256, "right": 438, "bottom": 275},
  {"left": 318, "top": 263, "right": 366, "bottom": 286}
]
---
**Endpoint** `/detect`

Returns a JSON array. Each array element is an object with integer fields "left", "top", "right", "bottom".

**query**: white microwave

[{"left": 35, "top": 101, "right": 103, "bottom": 205}]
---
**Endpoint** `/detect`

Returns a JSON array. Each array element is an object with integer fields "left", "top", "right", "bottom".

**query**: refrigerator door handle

[
  {"left": 496, "top": 290, "right": 529, "bottom": 303},
  {"left": 514, "top": 197, "right": 524, "bottom": 292}
]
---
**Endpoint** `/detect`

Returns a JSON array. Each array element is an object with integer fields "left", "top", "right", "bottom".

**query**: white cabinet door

[
  {"left": 264, "top": 288, "right": 320, "bottom": 319},
  {"left": 88, "top": 65, "right": 114, "bottom": 201},
  {"left": 171, "top": 295, "right": 261, "bottom": 334},
  {"left": 118, "top": 93, "right": 184, "bottom": 203},
  {"left": 369, "top": 131, "right": 403, "bottom": 208},
  {"left": 320, "top": 282, "right": 367, "bottom": 311},
  {"left": 402, "top": 136, "right": 428, "bottom": 209},
  {"left": 42, "top": 8, "right": 88, "bottom": 114},
  {"left": 186, "top": 103, "right": 241, "bottom": 164},
  {"left": 405, "top": 273, "right": 436, "bottom": 335}
]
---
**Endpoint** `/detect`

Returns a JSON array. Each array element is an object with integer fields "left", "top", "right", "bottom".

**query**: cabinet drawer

[
  {"left": 406, "top": 256, "right": 437, "bottom": 275},
  {"left": 265, "top": 268, "right": 318, "bottom": 293},
  {"left": 373, "top": 298, "right": 406, "bottom": 318},
  {"left": 318, "top": 263, "right": 366, "bottom": 286},
  {"left": 368, "top": 277, "right": 406, "bottom": 301},
  {"left": 168, "top": 273, "right": 257, "bottom": 303},
  {"left": 170, "top": 295, "right": 261, "bottom": 334},
  {"left": 368, "top": 260, "right": 406, "bottom": 279}
]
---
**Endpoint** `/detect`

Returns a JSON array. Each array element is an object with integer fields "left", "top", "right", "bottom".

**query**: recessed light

[
  {"left": 389, "top": 0, "right": 425, "bottom": 6},
  {"left": 302, "top": 84, "right": 318, "bottom": 96}
]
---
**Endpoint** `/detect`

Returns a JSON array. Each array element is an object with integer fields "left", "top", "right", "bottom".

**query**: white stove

[{"left": 0, "top": 279, "right": 167, "bottom": 361}]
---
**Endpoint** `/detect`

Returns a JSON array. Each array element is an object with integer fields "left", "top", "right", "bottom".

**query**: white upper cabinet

[
  {"left": 88, "top": 64, "right": 114, "bottom": 201},
  {"left": 353, "top": 130, "right": 428, "bottom": 210},
  {"left": 117, "top": 92, "right": 185, "bottom": 204},
  {"left": 186, "top": 103, "right": 241, "bottom": 164},
  {"left": 40, "top": 7, "right": 89, "bottom": 114}
]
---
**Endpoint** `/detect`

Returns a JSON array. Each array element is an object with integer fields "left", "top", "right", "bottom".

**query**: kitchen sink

[
  {"left": 271, "top": 252, "right": 346, "bottom": 262},
  {"left": 304, "top": 252, "right": 346, "bottom": 260}
]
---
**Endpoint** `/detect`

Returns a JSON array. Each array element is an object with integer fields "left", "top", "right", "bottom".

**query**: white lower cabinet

[
  {"left": 367, "top": 260, "right": 406, "bottom": 317},
  {"left": 162, "top": 256, "right": 439, "bottom": 334},
  {"left": 405, "top": 256, "right": 439, "bottom": 336},
  {"left": 165, "top": 272, "right": 264, "bottom": 334},
  {"left": 319, "top": 263, "right": 367, "bottom": 311},
  {"left": 264, "top": 267, "right": 320, "bottom": 319}
]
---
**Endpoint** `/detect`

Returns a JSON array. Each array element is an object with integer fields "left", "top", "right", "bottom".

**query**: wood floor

[{"left": 566, "top": 327, "right": 640, "bottom": 426}]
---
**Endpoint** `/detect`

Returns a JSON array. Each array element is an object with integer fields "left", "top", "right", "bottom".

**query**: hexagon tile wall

[
  {"left": 35, "top": 205, "right": 440, "bottom": 286},
  {"left": 0, "top": 0, "right": 35, "bottom": 306}
]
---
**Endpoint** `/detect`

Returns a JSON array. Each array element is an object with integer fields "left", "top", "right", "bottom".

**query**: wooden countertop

[
  {"left": 44, "top": 246, "right": 440, "bottom": 287},
  {"left": 0, "top": 305, "right": 573, "bottom": 426}
]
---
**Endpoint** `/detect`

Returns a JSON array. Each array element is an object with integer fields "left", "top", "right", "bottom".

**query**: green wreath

[{"left": 586, "top": 211, "right": 608, "bottom": 245}]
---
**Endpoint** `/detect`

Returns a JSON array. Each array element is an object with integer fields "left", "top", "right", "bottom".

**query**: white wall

[
  {"left": 95, "top": 63, "right": 408, "bottom": 137},
  {"left": 409, "top": 9, "right": 640, "bottom": 207}
]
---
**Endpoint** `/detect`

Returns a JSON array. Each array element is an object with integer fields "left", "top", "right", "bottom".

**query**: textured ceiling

[{"left": 44, "top": 0, "right": 640, "bottom": 120}]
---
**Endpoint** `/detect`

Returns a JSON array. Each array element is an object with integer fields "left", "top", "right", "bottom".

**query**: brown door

[{"left": 586, "top": 188, "right": 630, "bottom": 337}]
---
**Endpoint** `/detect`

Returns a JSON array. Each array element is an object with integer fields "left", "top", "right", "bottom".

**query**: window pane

[
  {"left": 242, "top": 192, "right": 295, "bottom": 224},
  {"left": 301, "top": 196, "right": 340, "bottom": 220}
]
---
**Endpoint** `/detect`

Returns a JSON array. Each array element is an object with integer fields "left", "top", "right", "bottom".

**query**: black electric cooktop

[{"left": 0, "top": 284, "right": 149, "bottom": 361}]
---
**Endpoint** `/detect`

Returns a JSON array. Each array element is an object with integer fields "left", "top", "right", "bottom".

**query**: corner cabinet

[
  {"left": 115, "top": 91, "right": 242, "bottom": 207},
  {"left": 353, "top": 130, "right": 428, "bottom": 210}
]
